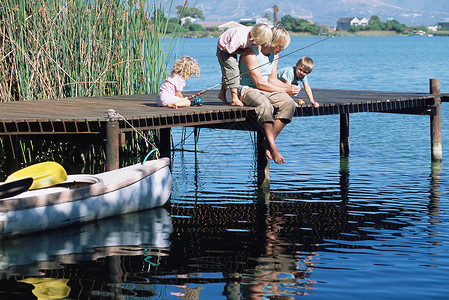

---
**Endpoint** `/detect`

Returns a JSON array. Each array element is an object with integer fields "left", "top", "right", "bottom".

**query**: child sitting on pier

[
  {"left": 277, "top": 56, "right": 319, "bottom": 108},
  {"left": 217, "top": 23, "right": 272, "bottom": 106},
  {"left": 157, "top": 56, "right": 201, "bottom": 109}
]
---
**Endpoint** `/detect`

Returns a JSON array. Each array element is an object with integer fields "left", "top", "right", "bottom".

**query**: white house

[
  {"left": 337, "top": 17, "right": 369, "bottom": 31},
  {"left": 240, "top": 17, "right": 274, "bottom": 27},
  {"left": 180, "top": 17, "right": 196, "bottom": 25},
  {"left": 197, "top": 21, "right": 246, "bottom": 30}
]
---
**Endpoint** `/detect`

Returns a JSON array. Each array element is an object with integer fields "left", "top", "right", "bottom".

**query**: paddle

[
  {"left": 5, "top": 161, "right": 67, "bottom": 190},
  {"left": 0, "top": 177, "right": 34, "bottom": 200}
]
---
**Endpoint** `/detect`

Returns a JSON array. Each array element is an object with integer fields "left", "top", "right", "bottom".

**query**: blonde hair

[
  {"left": 271, "top": 26, "right": 290, "bottom": 48},
  {"left": 296, "top": 56, "right": 314, "bottom": 73},
  {"left": 250, "top": 24, "right": 272, "bottom": 46},
  {"left": 171, "top": 56, "right": 200, "bottom": 79}
]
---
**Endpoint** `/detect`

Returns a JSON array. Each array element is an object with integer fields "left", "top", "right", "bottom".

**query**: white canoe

[{"left": 0, "top": 158, "right": 171, "bottom": 238}]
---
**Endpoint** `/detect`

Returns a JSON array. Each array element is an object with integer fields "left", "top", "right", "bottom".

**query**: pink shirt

[
  {"left": 217, "top": 27, "right": 252, "bottom": 54},
  {"left": 156, "top": 74, "right": 186, "bottom": 106},
  {"left": 158, "top": 74, "right": 186, "bottom": 96}
]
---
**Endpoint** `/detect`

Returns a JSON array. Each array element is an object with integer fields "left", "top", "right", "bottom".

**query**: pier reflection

[{"left": 0, "top": 158, "right": 445, "bottom": 299}]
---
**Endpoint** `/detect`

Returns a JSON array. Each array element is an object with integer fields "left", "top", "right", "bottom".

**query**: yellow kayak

[{"left": 5, "top": 161, "right": 67, "bottom": 190}]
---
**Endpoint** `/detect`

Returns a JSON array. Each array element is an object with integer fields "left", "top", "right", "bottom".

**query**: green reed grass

[
  {"left": 1, "top": 0, "right": 183, "bottom": 100},
  {"left": 0, "top": 0, "right": 185, "bottom": 170}
]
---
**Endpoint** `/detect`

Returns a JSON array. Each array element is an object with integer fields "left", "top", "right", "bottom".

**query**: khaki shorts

[
  {"left": 240, "top": 88, "right": 296, "bottom": 123},
  {"left": 216, "top": 47, "right": 240, "bottom": 89}
]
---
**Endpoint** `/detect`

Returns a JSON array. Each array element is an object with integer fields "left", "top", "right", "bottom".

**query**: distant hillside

[{"left": 169, "top": 0, "right": 449, "bottom": 26}]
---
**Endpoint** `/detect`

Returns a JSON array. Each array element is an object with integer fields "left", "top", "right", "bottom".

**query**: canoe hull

[{"left": 0, "top": 158, "right": 171, "bottom": 238}]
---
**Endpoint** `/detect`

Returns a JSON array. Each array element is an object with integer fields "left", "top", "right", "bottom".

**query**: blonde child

[
  {"left": 216, "top": 23, "right": 272, "bottom": 106},
  {"left": 157, "top": 56, "right": 201, "bottom": 109},
  {"left": 277, "top": 56, "right": 319, "bottom": 108}
]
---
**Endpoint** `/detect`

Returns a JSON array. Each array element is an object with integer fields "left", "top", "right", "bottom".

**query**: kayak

[{"left": 0, "top": 158, "right": 171, "bottom": 238}]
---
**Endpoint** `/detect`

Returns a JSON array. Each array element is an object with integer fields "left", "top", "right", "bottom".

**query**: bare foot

[
  {"left": 271, "top": 148, "right": 285, "bottom": 164},
  {"left": 218, "top": 91, "right": 228, "bottom": 105},
  {"left": 167, "top": 103, "right": 178, "bottom": 109},
  {"left": 263, "top": 140, "right": 285, "bottom": 164},
  {"left": 231, "top": 98, "right": 244, "bottom": 106}
]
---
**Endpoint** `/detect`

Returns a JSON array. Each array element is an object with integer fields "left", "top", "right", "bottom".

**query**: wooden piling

[
  {"left": 430, "top": 78, "right": 442, "bottom": 161},
  {"left": 257, "top": 130, "right": 270, "bottom": 193},
  {"left": 159, "top": 128, "right": 171, "bottom": 158},
  {"left": 340, "top": 113, "right": 350, "bottom": 158},
  {"left": 105, "top": 120, "right": 119, "bottom": 171}
]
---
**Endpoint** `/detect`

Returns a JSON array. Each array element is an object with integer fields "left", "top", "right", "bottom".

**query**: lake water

[{"left": 1, "top": 36, "right": 448, "bottom": 299}]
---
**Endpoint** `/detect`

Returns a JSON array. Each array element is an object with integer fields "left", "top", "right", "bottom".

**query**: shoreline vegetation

[
  {"left": 0, "top": 0, "right": 187, "bottom": 172},
  {"left": 179, "top": 30, "right": 449, "bottom": 38},
  {"left": 0, "top": 0, "right": 184, "bottom": 102},
  {"left": 174, "top": 5, "right": 449, "bottom": 38}
]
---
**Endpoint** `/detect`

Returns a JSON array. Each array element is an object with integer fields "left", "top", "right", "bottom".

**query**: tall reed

[
  {"left": 0, "top": 0, "right": 183, "bottom": 101},
  {"left": 0, "top": 0, "right": 185, "bottom": 170}
]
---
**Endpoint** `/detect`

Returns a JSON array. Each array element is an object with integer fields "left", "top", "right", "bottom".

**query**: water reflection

[
  {"left": 428, "top": 161, "right": 442, "bottom": 215},
  {"left": 0, "top": 208, "right": 172, "bottom": 277},
  {"left": 0, "top": 158, "right": 447, "bottom": 299}
]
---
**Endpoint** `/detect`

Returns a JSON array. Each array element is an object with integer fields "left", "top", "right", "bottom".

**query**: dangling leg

[{"left": 263, "top": 121, "right": 285, "bottom": 164}]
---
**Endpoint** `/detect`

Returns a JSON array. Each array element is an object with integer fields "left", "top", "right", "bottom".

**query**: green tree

[
  {"left": 264, "top": 12, "right": 272, "bottom": 21},
  {"left": 385, "top": 19, "right": 406, "bottom": 33},
  {"left": 348, "top": 25, "right": 360, "bottom": 32},
  {"left": 414, "top": 25, "right": 428, "bottom": 33},
  {"left": 280, "top": 15, "right": 321, "bottom": 34},
  {"left": 167, "top": 17, "right": 185, "bottom": 33},
  {"left": 188, "top": 23, "right": 205, "bottom": 31},
  {"left": 273, "top": 5, "right": 279, "bottom": 25},
  {"left": 176, "top": 5, "right": 205, "bottom": 20},
  {"left": 280, "top": 15, "right": 296, "bottom": 31},
  {"left": 368, "top": 15, "right": 386, "bottom": 30}
]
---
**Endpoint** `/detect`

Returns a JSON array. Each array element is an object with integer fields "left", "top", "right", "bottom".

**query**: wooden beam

[{"left": 430, "top": 78, "right": 442, "bottom": 161}]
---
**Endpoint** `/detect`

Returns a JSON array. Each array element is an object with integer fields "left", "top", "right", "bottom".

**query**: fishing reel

[{"left": 190, "top": 95, "right": 204, "bottom": 106}]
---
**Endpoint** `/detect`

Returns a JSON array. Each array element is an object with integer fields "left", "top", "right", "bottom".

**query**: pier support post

[
  {"left": 159, "top": 128, "right": 171, "bottom": 158},
  {"left": 257, "top": 130, "right": 270, "bottom": 193},
  {"left": 430, "top": 78, "right": 442, "bottom": 161},
  {"left": 105, "top": 120, "right": 120, "bottom": 171},
  {"left": 340, "top": 113, "right": 350, "bottom": 158}
]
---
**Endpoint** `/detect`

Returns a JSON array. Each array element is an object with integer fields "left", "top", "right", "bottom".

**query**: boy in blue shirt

[{"left": 277, "top": 56, "right": 319, "bottom": 108}]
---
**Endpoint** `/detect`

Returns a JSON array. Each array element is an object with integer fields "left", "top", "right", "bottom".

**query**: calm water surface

[{"left": 1, "top": 37, "right": 448, "bottom": 299}]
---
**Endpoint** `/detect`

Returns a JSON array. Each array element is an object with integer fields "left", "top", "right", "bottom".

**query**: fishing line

[
  {"left": 107, "top": 109, "right": 160, "bottom": 162},
  {"left": 189, "top": 35, "right": 333, "bottom": 99}
]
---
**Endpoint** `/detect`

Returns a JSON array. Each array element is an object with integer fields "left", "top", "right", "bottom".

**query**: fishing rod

[{"left": 188, "top": 35, "right": 333, "bottom": 100}]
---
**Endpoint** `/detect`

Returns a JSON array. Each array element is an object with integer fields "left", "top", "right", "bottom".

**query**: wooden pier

[{"left": 0, "top": 79, "right": 444, "bottom": 190}]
